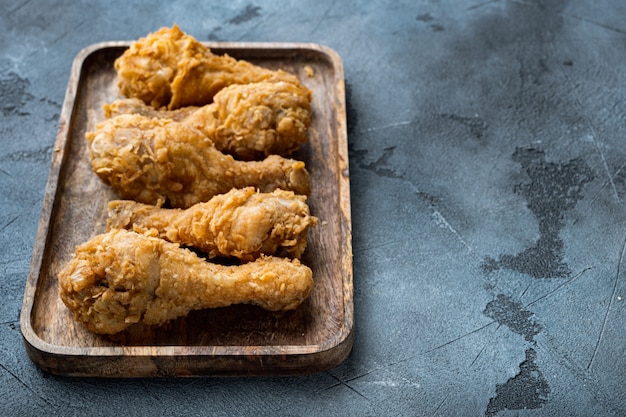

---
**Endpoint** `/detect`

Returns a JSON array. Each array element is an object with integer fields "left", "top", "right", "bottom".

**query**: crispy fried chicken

[
  {"left": 104, "top": 80, "right": 311, "bottom": 160},
  {"left": 115, "top": 24, "right": 303, "bottom": 109},
  {"left": 59, "top": 229, "right": 314, "bottom": 334},
  {"left": 86, "top": 114, "right": 311, "bottom": 208},
  {"left": 106, "top": 187, "right": 317, "bottom": 261}
]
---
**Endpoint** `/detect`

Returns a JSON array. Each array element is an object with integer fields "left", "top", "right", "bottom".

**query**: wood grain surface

[{"left": 20, "top": 42, "right": 352, "bottom": 377}]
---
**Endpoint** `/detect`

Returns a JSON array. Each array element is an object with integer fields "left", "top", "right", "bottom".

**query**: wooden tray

[{"left": 20, "top": 41, "right": 352, "bottom": 377}]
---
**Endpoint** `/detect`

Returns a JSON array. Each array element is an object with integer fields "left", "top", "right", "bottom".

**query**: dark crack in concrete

[
  {"left": 485, "top": 348, "right": 550, "bottom": 416},
  {"left": 0, "top": 72, "right": 34, "bottom": 117},
  {"left": 228, "top": 5, "right": 261, "bottom": 25},
  {"left": 484, "top": 294, "right": 542, "bottom": 342},
  {"left": 482, "top": 147, "right": 594, "bottom": 278}
]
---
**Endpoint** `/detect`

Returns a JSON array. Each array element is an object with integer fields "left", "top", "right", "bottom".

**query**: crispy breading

[
  {"left": 104, "top": 97, "right": 199, "bottom": 121},
  {"left": 86, "top": 114, "right": 311, "bottom": 208},
  {"left": 58, "top": 229, "right": 314, "bottom": 334},
  {"left": 106, "top": 187, "right": 317, "bottom": 261},
  {"left": 115, "top": 24, "right": 302, "bottom": 109},
  {"left": 105, "top": 81, "right": 312, "bottom": 160}
]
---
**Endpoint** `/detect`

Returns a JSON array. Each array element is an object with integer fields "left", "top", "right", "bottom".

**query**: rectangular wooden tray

[{"left": 20, "top": 41, "right": 352, "bottom": 377}]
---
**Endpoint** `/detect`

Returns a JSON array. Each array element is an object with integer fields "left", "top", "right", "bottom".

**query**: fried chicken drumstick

[
  {"left": 115, "top": 24, "right": 303, "bottom": 109},
  {"left": 86, "top": 114, "right": 311, "bottom": 208},
  {"left": 59, "top": 229, "right": 314, "bottom": 335},
  {"left": 104, "top": 81, "right": 312, "bottom": 160},
  {"left": 107, "top": 187, "right": 317, "bottom": 261}
]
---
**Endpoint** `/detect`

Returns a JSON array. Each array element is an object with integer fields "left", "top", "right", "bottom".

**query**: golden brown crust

[
  {"left": 106, "top": 187, "right": 317, "bottom": 261},
  {"left": 105, "top": 81, "right": 311, "bottom": 160},
  {"left": 115, "top": 24, "right": 303, "bottom": 109},
  {"left": 85, "top": 114, "right": 311, "bottom": 208},
  {"left": 58, "top": 229, "right": 314, "bottom": 334},
  {"left": 62, "top": 27, "right": 318, "bottom": 336}
]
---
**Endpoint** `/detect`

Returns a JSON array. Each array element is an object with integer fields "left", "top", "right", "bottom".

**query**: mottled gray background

[{"left": 2, "top": 1, "right": 626, "bottom": 415}]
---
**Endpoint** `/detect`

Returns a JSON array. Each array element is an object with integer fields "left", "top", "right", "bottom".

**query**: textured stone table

[{"left": 2, "top": 1, "right": 625, "bottom": 415}]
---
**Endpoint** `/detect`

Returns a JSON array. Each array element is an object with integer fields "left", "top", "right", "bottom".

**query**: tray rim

[{"left": 20, "top": 40, "right": 353, "bottom": 376}]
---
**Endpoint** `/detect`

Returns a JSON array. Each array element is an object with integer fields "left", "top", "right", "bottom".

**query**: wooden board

[{"left": 20, "top": 42, "right": 352, "bottom": 377}]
